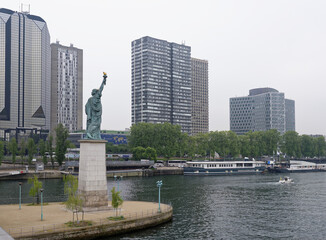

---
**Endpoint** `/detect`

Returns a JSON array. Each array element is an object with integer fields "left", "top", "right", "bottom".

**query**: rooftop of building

[
  {"left": 0, "top": 8, "right": 46, "bottom": 23},
  {"left": 249, "top": 87, "right": 279, "bottom": 96}
]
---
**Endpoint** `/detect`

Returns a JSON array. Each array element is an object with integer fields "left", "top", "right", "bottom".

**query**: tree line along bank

[{"left": 1, "top": 123, "right": 325, "bottom": 167}]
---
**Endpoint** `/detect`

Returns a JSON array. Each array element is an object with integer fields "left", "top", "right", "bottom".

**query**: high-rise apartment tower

[
  {"left": 229, "top": 88, "right": 295, "bottom": 135},
  {"left": 131, "top": 36, "right": 192, "bottom": 134},
  {"left": 51, "top": 42, "right": 83, "bottom": 132},
  {"left": 191, "top": 58, "right": 209, "bottom": 135},
  {"left": 0, "top": 8, "right": 51, "bottom": 138}
]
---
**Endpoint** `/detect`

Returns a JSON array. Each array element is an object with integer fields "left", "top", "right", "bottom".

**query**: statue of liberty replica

[
  {"left": 85, "top": 72, "right": 107, "bottom": 139},
  {"left": 78, "top": 72, "right": 110, "bottom": 211}
]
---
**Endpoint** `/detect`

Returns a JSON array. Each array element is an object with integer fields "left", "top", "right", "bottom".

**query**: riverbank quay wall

[
  {"left": 10, "top": 205, "right": 173, "bottom": 240},
  {"left": 0, "top": 167, "right": 184, "bottom": 181},
  {"left": 0, "top": 171, "right": 62, "bottom": 180}
]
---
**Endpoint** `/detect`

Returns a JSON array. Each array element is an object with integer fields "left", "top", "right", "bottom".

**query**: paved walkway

[{"left": 0, "top": 201, "right": 168, "bottom": 238}]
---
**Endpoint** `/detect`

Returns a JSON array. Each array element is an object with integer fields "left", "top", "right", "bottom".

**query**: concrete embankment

[
  {"left": 0, "top": 171, "right": 62, "bottom": 180},
  {"left": 18, "top": 208, "right": 172, "bottom": 240},
  {"left": 0, "top": 167, "right": 184, "bottom": 180}
]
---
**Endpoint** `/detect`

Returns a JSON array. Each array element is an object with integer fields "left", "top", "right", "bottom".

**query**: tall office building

[
  {"left": 131, "top": 36, "right": 192, "bottom": 134},
  {"left": 0, "top": 8, "right": 51, "bottom": 139},
  {"left": 285, "top": 99, "right": 295, "bottom": 132},
  {"left": 51, "top": 42, "right": 83, "bottom": 132},
  {"left": 229, "top": 88, "right": 295, "bottom": 135},
  {"left": 191, "top": 58, "right": 209, "bottom": 135}
]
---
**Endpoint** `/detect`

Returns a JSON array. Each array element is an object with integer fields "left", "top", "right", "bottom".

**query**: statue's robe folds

[{"left": 85, "top": 95, "right": 102, "bottom": 139}]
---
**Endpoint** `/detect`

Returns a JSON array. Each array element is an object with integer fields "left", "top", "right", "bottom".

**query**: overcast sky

[{"left": 3, "top": 0, "right": 326, "bottom": 135}]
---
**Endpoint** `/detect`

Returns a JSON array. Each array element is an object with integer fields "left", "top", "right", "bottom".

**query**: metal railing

[{"left": 5, "top": 203, "right": 172, "bottom": 238}]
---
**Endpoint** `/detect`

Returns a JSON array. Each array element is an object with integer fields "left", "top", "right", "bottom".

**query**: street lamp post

[
  {"left": 19, "top": 182, "right": 22, "bottom": 210},
  {"left": 40, "top": 189, "right": 43, "bottom": 221},
  {"left": 156, "top": 180, "right": 163, "bottom": 213},
  {"left": 114, "top": 175, "right": 123, "bottom": 192}
]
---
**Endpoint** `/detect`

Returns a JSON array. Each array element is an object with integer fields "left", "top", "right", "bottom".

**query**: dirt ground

[{"left": 0, "top": 201, "right": 163, "bottom": 229}]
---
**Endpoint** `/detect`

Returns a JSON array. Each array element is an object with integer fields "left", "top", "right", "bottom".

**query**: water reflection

[{"left": 1, "top": 173, "right": 326, "bottom": 239}]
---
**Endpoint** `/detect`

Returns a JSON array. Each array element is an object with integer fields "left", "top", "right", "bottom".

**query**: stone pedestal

[{"left": 78, "top": 139, "right": 109, "bottom": 211}]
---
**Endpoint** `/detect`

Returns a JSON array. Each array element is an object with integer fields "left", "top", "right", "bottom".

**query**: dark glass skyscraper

[
  {"left": 131, "top": 36, "right": 192, "bottom": 134},
  {"left": 0, "top": 8, "right": 51, "bottom": 138}
]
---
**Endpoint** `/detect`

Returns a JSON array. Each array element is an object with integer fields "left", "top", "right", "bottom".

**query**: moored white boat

[{"left": 183, "top": 159, "right": 266, "bottom": 175}]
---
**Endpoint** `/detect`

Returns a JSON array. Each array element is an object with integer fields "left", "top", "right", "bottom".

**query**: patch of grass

[
  {"left": 108, "top": 216, "right": 125, "bottom": 221},
  {"left": 65, "top": 220, "right": 93, "bottom": 227}
]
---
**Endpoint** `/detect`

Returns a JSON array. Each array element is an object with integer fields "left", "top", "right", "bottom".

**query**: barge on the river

[{"left": 184, "top": 159, "right": 266, "bottom": 175}]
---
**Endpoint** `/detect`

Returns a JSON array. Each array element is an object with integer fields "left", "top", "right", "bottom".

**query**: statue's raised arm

[{"left": 99, "top": 72, "right": 107, "bottom": 95}]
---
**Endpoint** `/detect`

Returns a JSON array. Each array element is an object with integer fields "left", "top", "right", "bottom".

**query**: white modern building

[{"left": 51, "top": 41, "right": 83, "bottom": 132}]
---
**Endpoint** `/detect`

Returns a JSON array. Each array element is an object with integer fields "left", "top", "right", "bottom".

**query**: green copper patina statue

[{"left": 85, "top": 72, "right": 107, "bottom": 139}]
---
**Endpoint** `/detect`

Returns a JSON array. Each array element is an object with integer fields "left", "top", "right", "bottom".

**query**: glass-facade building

[
  {"left": 0, "top": 8, "right": 51, "bottom": 138},
  {"left": 131, "top": 36, "right": 192, "bottom": 134},
  {"left": 51, "top": 42, "right": 83, "bottom": 132},
  {"left": 230, "top": 88, "right": 295, "bottom": 135},
  {"left": 191, "top": 58, "right": 209, "bottom": 135}
]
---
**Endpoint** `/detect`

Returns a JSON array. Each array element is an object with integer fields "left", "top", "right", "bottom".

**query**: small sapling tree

[
  {"left": 111, "top": 187, "right": 123, "bottom": 217},
  {"left": 28, "top": 175, "right": 43, "bottom": 204},
  {"left": 63, "top": 174, "right": 83, "bottom": 223}
]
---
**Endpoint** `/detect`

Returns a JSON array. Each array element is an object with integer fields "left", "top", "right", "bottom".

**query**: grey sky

[{"left": 3, "top": 0, "right": 326, "bottom": 135}]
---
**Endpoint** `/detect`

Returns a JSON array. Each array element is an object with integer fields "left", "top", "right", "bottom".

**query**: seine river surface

[{"left": 1, "top": 172, "right": 326, "bottom": 239}]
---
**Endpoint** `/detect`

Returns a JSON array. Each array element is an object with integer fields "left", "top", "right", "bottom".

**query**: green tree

[
  {"left": 132, "top": 146, "right": 146, "bottom": 160},
  {"left": 216, "top": 131, "right": 229, "bottom": 157},
  {"left": 177, "top": 133, "right": 189, "bottom": 158},
  {"left": 194, "top": 133, "right": 209, "bottom": 158},
  {"left": 27, "top": 138, "right": 36, "bottom": 165},
  {"left": 0, "top": 141, "right": 4, "bottom": 166},
  {"left": 245, "top": 131, "right": 259, "bottom": 157},
  {"left": 261, "top": 129, "right": 280, "bottom": 156},
  {"left": 28, "top": 175, "right": 43, "bottom": 204},
  {"left": 301, "top": 135, "right": 314, "bottom": 157},
  {"left": 19, "top": 138, "right": 26, "bottom": 165},
  {"left": 63, "top": 174, "right": 83, "bottom": 222},
  {"left": 145, "top": 147, "right": 157, "bottom": 161},
  {"left": 55, "top": 124, "right": 69, "bottom": 166},
  {"left": 8, "top": 138, "right": 18, "bottom": 166},
  {"left": 39, "top": 139, "right": 47, "bottom": 165},
  {"left": 314, "top": 136, "right": 326, "bottom": 157},
  {"left": 280, "top": 131, "right": 301, "bottom": 157},
  {"left": 184, "top": 136, "right": 196, "bottom": 159},
  {"left": 47, "top": 134, "right": 55, "bottom": 169},
  {"left": 238, "top": 134, "right": 250, "bottom": 157},
  {"left": 129, "top": 122, "right": 182, "bottom": 159},
  {"left": 227, "top": 131, "right": 240, "bottom": 157},
  {"left": 111, "top": 187, "right": 123, "bottom": 216}
]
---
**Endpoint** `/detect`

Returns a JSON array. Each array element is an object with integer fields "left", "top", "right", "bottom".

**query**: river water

[{"left": 1, "top": 172, "right": 326, "bottom": 239}]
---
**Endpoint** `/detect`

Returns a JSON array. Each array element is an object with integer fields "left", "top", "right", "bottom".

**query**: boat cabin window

[
  {"left": 244, "top": 163, "right": 253, "bottom": 167},
  {"left": 236, "top": 163, "right": 243, "bottom": 167}
]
